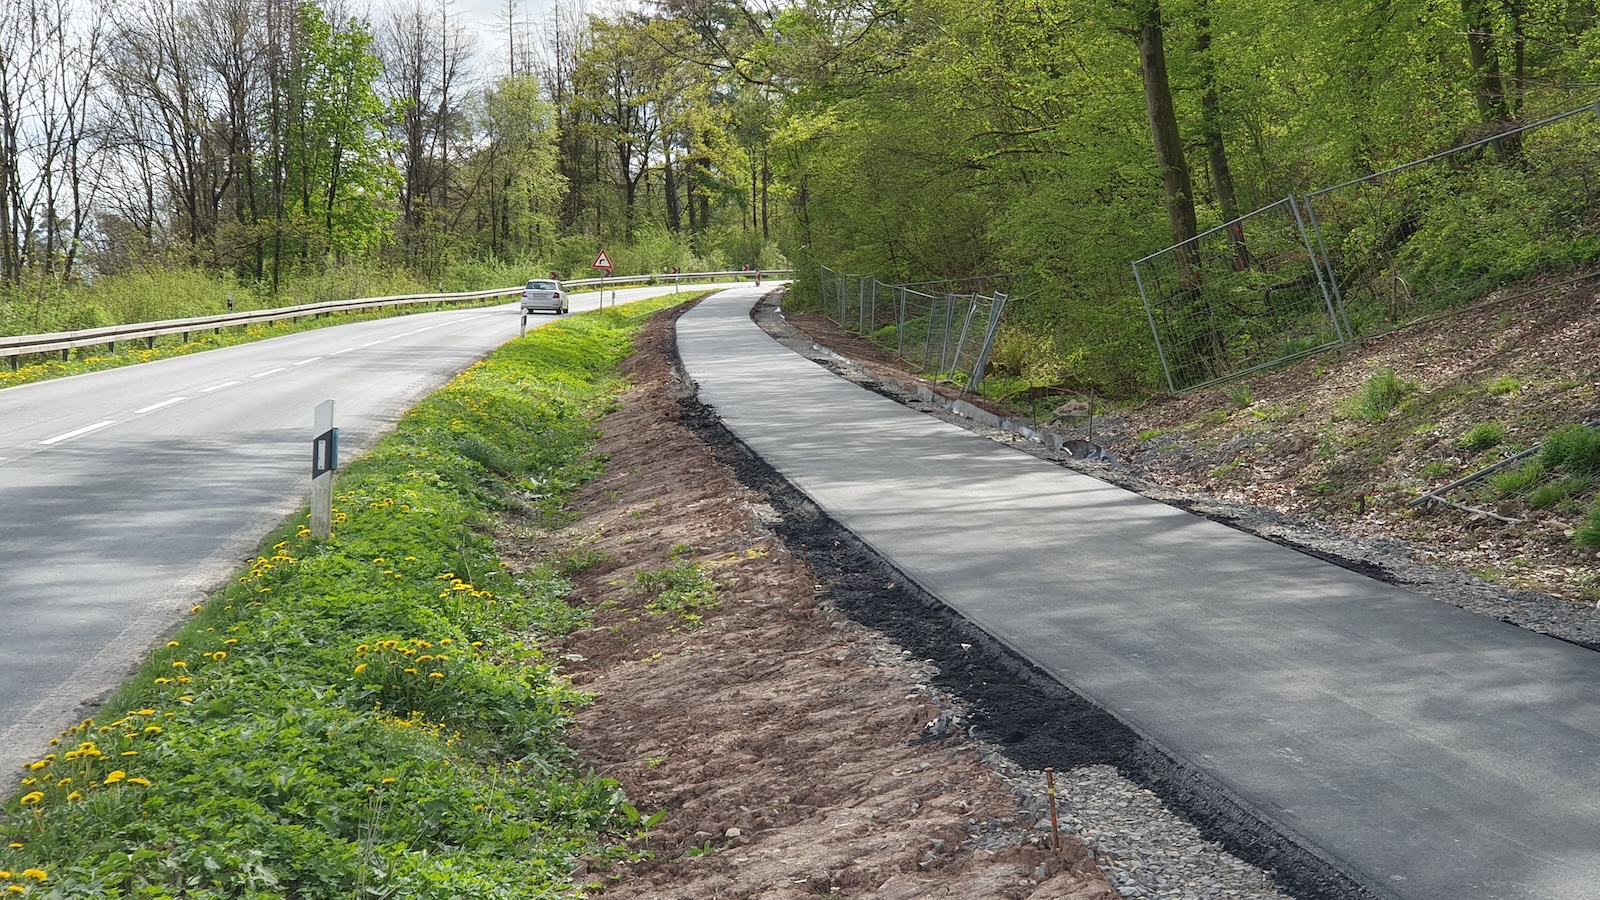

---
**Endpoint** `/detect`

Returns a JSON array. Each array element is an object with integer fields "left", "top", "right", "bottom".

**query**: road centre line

[
  {"left": 199, "top": 381, "right": 240, "bottom": 393},
  {"left": 330, "top": 347, "right": 355, "bottom": 355},
  {"left": 40, "top": 420, "right": 116, "bottom": 446},
  {"left": 291, "top": 357, "right": 322, "bottom": 366},
  {"left": 134, "top": 397, "right": 187, "bottom": 414},
  {"left": 251, "top": 368, "right": 286, "bottom": 379},
  {"left": 360, "top": 340, "right": 383, "bottom": 347}
]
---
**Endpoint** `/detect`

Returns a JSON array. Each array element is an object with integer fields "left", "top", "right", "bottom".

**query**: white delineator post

[{"left": 311, "top": 399, "right": 337, "bottom": 539}]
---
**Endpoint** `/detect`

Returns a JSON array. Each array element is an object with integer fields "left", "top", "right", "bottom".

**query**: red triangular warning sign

[{"left": 592, "top": 251, "right": 613, "bottom": 270}]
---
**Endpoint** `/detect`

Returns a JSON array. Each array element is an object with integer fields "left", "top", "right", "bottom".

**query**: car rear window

[{"left": 525, "top": 280, "right": 559, "bottom": 291}]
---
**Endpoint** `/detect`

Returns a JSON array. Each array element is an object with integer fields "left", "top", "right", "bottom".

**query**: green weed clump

[
  {"left": 1345, "top": 366, "right": 1416, "bottom": 423},
  {"left": 1457, "top": 421, "right": 1506, "bottom": 453},
  {"left": 1528, "top": 476, "right": 1593, "bottom": 510},
  {"left": 1538, "top": 424, "right": 1600, "bottom": 477},
  {"left": 1489, "top": 460, "right": 1546, "bottom": 496},
  {"left": 0, "top": 298, "right": 687, "bottom": 898},
  {"left": 1576, "top": 497, "right": 1600, "bottom": 548},
  {"left": 635, "top": 562, "right": 720, "bottom": 630}
]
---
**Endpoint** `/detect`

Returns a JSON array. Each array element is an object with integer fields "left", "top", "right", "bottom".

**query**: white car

[{"left": 520, "top": 279, "right": 567, "bottom": 315}]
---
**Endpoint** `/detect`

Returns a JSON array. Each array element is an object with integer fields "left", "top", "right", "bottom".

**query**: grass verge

[{"left": 0, "top": 296, "right": 692, "bottom": 898}]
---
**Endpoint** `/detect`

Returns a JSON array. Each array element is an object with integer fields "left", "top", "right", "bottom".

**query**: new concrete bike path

[{"left": 676, "top": 287, "right": 1600, "bottom": 900}]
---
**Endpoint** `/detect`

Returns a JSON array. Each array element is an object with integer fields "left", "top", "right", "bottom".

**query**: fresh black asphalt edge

[{"left": 661, "top": 300, "right": 1387, "bottom": 900}]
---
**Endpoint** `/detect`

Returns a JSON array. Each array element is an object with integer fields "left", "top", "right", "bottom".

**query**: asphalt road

[
  {"left": 0, "top": 283, "right": 693, "bottom": 773},
  {"left": 677, "top": 286, "right": 1600, "bottom": 900}
]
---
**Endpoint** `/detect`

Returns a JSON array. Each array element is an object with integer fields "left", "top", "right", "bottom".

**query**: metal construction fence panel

[
  {"left": 1132, "top": 196, "right": 1344, "bottom": 393},
  {"left": 1133, "top": 103, "right": 1600, "bottom": 393},
  {"left": 816, "top": 266, "right": 1012, "bottom": 390},
  {"left": 1304, "top": 104, "right": 1600, "bottom": 341}
]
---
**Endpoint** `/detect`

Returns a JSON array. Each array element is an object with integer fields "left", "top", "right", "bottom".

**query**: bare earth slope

[{"left": 498, "top": 308, "right": 1116, "bottom": 899}]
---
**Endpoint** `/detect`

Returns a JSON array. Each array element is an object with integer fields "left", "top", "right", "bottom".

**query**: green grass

[{"left": 0, "top": 296, "right": 690, "bottom": 898}]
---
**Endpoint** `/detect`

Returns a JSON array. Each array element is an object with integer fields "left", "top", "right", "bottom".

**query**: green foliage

[
  {"left": 1343, "top": 367, "right": 1416, "bottom": 423},
  {"left": 1457, "top": 421, "right": 1506, "bottom": 453},
  {"left": 0, "top": 298, "right": 685, "bottom": 897},
  {"left": 1486, "top": 376, "right": 1522, "bottom": 396}
]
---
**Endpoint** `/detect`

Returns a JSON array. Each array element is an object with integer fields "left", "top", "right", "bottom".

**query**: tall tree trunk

[
  {"left": 1134, "top": 0, "right": 1198, "bottom": 252},
  {"left": 1196, "top": 7, "right": 1246, "bottom": 270},
  {"left": 664, "top": 148, "right": 681, "bottom": 232}
]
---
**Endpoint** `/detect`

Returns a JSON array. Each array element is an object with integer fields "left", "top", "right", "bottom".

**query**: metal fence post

[{"left": 1131, "top": 260, "right": 1177, "bottom": 395}]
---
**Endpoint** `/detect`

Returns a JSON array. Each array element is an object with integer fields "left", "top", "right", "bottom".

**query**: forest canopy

[{"left": 4, "top": 0, "right": 1598, "bottom": 393}]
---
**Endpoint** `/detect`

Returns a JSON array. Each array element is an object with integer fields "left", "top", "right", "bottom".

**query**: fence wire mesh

[
  {"left": 1305, "top": 104, "right": 1600, "bottom": 340},
  {"left": 816, "top": 267, "right": 1012, "bottom": 390},
  {"left": 1132, "top": 197, "right": 1343, "bottom": 393}
]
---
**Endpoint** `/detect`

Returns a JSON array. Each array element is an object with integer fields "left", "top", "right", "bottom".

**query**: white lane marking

[
  {"left": 251, "top": 368, "right": 286, "bottom": 379},
  {"left": 200, "top": 381, "right": 240, "bottom": 393},
  {"left": 360, "top": 340, "right": 383, "bottom": 347},
  {"left": 291, "top": 356, "right": 321, "bottom": 366},
  {"left": 331, "top": 347, "right": 355, "bottom": 355},
  {"left": 40, "top": 420, "right": 115, "bottom": 445},
  {"left": 135, "top": 397, "right": 187, "bottom": 414},
  {"left": 413, "top": 326, "right": 434, "bottom": 332}
]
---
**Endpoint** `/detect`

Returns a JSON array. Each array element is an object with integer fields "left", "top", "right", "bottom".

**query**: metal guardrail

[{"left": 2, "top": 269, "right": 790, "bottom": 368}]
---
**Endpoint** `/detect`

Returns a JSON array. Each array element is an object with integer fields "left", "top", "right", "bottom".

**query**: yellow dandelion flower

[
  {"left": 167, "top": 641, "right": 180, "bottom": 648},
  {"left": 5, "top": 886, "right": 21, "bottom": 894},
  {"left": 153, "top": 677, "right": 171, "bottom": 685},
  {"left": 56, "top": 778, "right": 70, "bottom": 787},
  {"left": 46, "top": 739, "right": 58, "bottom": 746},
  {"left": 381, "top": 777, "right": 396, "bottom": 784},
  {"left": 135, "top": 709, "right": 155, "bottom": 716},
  {"left": 373, "top": 557, "right": 385, "bottom": 564},
  {"left": 170, "top": 661, "right": 186, "bottom": 669},
  {"left": 128, "top": 777, "right": 151, "bottom": 787},
  {"left": 103, "top": 770, "right": 126, "bottom": 785},
  {"left": 121, "top": 751, "right": 138, "bottom": 757},
  {"left": 354, "top": 663, "right": 368, "bottom": 674},
  {"left": 66, "top": 790, "right": 82, "bottom": 801},
  {"left": 25, "top": 760, "right": 47, "bottom": 771},
  {"left": 439, "top": 638, "right": 453, "bottom": 645},
  {"left": 429, "top": 672, "right": 444, "bottom": 679},
  {"left": 403, "top": 668, "right": 419, "bottom": 675},
  {"left": 22, "top": 869, "right": 47, "bottom": 881},
  {"left": 124, "top": 732, "right": 138, "bottom": 739},
  {"left": 178, "top": 696, "right": 194, "bottom": 703},
  {"left": 223, "top": 638, "right": 238, "bottom": 645},
  {"left": 416, "top": 655, "right": 434, "bottom": 663},
  {"left": 6, "top": 842, "right": 21, "bottom": 848},
  {"left": 144, "top": 726, "right": 162, "bottom": 735},
  {"left": 212, "top": 651, "right": 227, "bottom": 662},
  {"left": 19, "top": 791, "right": 43, "bottom": 805},
  {"left": 19, "top": 778, "right": 34, "bottom": 786},
  {"left": 176, "top": 676, "right": 191, "bottom": 684},
  {"left": 0, "top": 871, "right": 8, "bottom": 879},
  {"left": 191, "top": 604, "right": 204, "bottom": 613}
]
